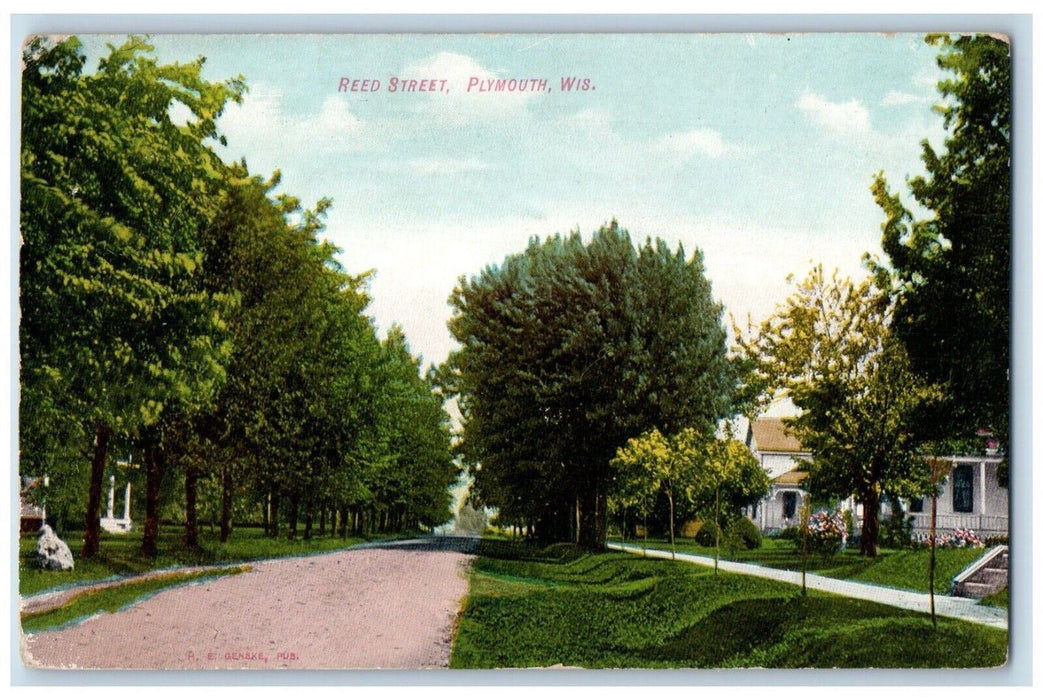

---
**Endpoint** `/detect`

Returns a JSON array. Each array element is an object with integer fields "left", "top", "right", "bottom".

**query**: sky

[{"left": 76, "top": 33, "right": 949, "bottom": 376}]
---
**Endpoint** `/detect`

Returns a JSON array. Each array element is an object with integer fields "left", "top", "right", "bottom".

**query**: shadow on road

[{"left": 354, "top": 535, "right": 480, "bottom": 555}]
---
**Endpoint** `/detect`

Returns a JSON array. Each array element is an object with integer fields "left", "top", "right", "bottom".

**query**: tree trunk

[
  {"left": 141, "top": 440, "right": 162, "bottom": 558},
  {"left": 642, "top": 510, "right": 648, "bottom": 557},
  {"left": 288, "top": 494, "right": 299, "bottom": 540},
  {"left": 713, "top": 484, "right": 720, "bottom": 575},
  {"left": 859, "top": 486, "right": 881, "bottom": 557},
  {"left": 574, "top": 493, "right": 581, "bottom": 545},
  {"left": 268, "top": 489, "right": 280, "bottom": 538},
  {"left": 304, "top": 507, "right": 313, "bottom": 540},
  {"left": 319, "top": 506, "right": 326, "bottom": 536},
  {"left": 929, "top": 460, "right": 939, "bottom": 628},
  {"left": 219, "top": 464, "right": 233, "bottom": 543},
  {"left": 184, "top": 463, "right": 199, "bottom": 549},
  {"left": 81, "top": 423, "right": 111, "bottom": 559},
  {"left": 668, "top": 489, "right": 676, "bottom": 560}
]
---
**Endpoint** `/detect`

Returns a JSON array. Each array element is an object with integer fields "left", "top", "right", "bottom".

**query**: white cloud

[
  {"left": 217, "top": 85, "right": 367, "bottom": 163},
  {"left": 398, "top": 51, "right": 535, "bottom": 125},
  {"left": 377, "top": 158, "right": 490, "bottom": 175},
  {"left": 562, "top": 108, "right": 613, "bottom": 131},
  {"left": 657, "top": 128, "right": 745, "bottom": 158},
  {"left": 327, "top": 206, "right": 881, "bottom": 376},
  {"left": 796, "top": 90, "right": 871, "bottom": 134},
  {"left": 881, "top": 90, "right": 926, "bottom": 107}
]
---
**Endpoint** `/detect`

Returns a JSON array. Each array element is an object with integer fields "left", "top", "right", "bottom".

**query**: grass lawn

[
  {"left": 620, "top": 536, "right": 986, "bottom": 594},
  {"left": 451, "top": 540, "right": 1008, "bottom": 669},
  {"left": 20, "top": 565, "right": 250, "bottom": 633},
  {"left": 19, "top": 525, "right": 383, "bottom": 596},
  {"left": 980, "top": 589, "right": 1009, "bottom": 609}
]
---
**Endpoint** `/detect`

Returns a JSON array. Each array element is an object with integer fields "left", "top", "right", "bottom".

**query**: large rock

[{"left": 36, "top": 525, "right": 75, "bottom": 571}]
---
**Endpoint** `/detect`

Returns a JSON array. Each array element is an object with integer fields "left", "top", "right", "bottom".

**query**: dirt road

[{"left": 21, "top": 537, "right": 477, "bottom": 670}]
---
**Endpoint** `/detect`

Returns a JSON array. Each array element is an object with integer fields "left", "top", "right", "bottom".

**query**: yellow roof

[
  {"left": 773, "top": 470, "right": 809, "bottom": 486},
  {"left": 751, "top": 417, "right": 804, "bottom": 453}
]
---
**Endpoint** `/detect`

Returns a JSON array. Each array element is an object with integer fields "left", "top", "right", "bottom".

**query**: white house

[
  {"left": 739, "top": 416, "right": 1009, "bottom": 540},
  {"left": 904, "top": 455, "right": 1008, "bottom": 539},
  {"left": 741, "top": 417, "right": 813, "bottom": 533}
]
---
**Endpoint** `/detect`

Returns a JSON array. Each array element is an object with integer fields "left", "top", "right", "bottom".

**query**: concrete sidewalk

[{"left": 607, "top": 541, "right": 1008, "bottom": 630}]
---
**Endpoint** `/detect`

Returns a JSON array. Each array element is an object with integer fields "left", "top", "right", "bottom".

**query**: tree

[
  {"left": 20, "top": 36, "right": 244, "bottom": 558},
  {"left": 608, "top": 438, "right": 661, "bottom": 554},
  {"left": 870, "top": 34, "right": 1010, "bottom": 449},
  {"left": 445, "top": 221, "right": 735, "bottom": 547},
  {"left": 612, "top": 428, "right": 686, "bottom": 559},
  {"left": 738, "top": 266, "right": 941, "bottom": 557},
  {"left": 611, "top": 427, "right": 767, "bottom": 564},
  {"left": 684, "top": 433, "right": 767, "bottom": 574}
]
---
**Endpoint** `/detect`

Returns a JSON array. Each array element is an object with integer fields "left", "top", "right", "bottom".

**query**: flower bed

[{"left": 912, "top": 527, "right": 984, "bottom": 549}]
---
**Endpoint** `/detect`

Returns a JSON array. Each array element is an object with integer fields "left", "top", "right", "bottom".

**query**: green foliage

[
  {"left": 870, "top": 34, "right": 1010, "bottom": 448},
  {"left": 880, "top": 501, "right": 916, "bottom": 549},
  {"left": 450, "top": 546, "right": 1006, "bottom": 668},
  {"left": 20, "top": 566, "right": 249, "bottom": 633},
  {"left": 979, "top": 588, "right": 1008, "bottom": 609},
  {"left": 724, "top": 517, "right": 762, "bottom": 550},
  {"left": 777, "top": 526, "right": 800, "bottom": 543},
  {"left": 20, "top": 36, "right": 458, "bottom": 554},
  {"left": 445, "top": 221, "right": 735, "bottom": 546},
  {"left": 20, "top": 35, "right": 242, "bottom": 446},
  {"left": 737, "top": 266, "right": 942, "bottom": 557},
  {"left": 694, "top": 520, "right": 721, "bottom": 547}
]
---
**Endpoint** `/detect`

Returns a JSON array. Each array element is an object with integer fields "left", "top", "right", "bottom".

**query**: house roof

[
  {"left": 750, "top": 417, "right": 804, "bottom": 454},
  {"left": 773, "top": 469, "right": 809, "bottom": 486}
]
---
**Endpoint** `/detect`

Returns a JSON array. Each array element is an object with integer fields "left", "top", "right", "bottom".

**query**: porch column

[{"left": 979, "top": 460, "right": 987, "bottom": 517}]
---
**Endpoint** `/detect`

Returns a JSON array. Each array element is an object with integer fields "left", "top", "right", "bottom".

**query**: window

[
  {"left": 909, "top": 497, "right": 924, "bottom": 513},
  {"left": 952, "top": 464, "right": 974, "bottom": 513},
  {"left": 783, "top": 492, "right": 798, "bottom": 520}
]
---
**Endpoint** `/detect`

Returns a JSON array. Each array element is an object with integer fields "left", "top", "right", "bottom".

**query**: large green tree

[
  {"left": 20, "top": 36, "right": 244, "bottom": 557},
  {"left": 871, "top": 34, "right": 1011, "bottom": 447},
  {"left": 445, "top": 221, "right": 735, "bottom": 547},
  {"left": 738, "top": 266, "right": 941, "bottom": 557}
]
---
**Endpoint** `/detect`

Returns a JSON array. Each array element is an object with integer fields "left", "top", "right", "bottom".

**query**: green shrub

[
  {"left": 880, "top": 503, "right": 914, "bottom": 549},
  {"left": 777, "top": 526, "right": 800, "bottom": 542},
  {"left": 694, "top": 520, "right": 721, "bottom": 547},
  {"left": 725, "top": 517, "right": 762, "bottom": 550}
]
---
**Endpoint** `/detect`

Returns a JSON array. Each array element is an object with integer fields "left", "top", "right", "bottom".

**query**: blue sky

[{"left": 78, "top": 33, "right": 949, "bottom": 372}]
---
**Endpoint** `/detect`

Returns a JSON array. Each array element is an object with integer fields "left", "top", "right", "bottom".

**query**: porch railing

[{"left": 907, "top": 513, "right": 1008, "bottom": 538}]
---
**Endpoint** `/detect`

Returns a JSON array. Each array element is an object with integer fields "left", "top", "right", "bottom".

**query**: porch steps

[{"left": 952, "top": 545, "right": 1008, "bottom": 599}]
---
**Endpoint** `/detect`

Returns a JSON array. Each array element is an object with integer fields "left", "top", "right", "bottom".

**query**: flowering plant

[
  {"left": 912, "top": 528, "right": 984, "bottom": 549},
  {"left": 804, "top": 509, "right": 847, "bottom": 556},
  {"left": 938, "top": 528, "right": 984, "bottom": 548}
]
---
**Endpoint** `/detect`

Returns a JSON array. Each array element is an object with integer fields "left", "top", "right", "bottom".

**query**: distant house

[
  {"left": 20, "top": 476, "right": 45, "bottom": 534},
  {"left": 738, "top": 416, "right": 1009, "bottom": 539},
  {"left": 741, "top": 417, "right": 813, "bottom": 533}
]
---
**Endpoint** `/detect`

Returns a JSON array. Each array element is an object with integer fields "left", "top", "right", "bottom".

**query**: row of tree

[
  {"left": 443, "top": 34, "right": 1010, "bottom": 557},
  {"left": 20, "top": 36, "right": 459, "bottom": 558}
]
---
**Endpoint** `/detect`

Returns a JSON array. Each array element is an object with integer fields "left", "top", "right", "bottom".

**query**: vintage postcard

[{"left": 16, "top": 31, "right": 1012, "bottom": 672}]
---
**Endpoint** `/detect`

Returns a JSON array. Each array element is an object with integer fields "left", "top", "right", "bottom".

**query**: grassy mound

[{"left": 450, "top": 541, "right": 1007, "bottom": 669}]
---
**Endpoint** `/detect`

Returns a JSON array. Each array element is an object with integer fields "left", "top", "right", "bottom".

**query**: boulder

[{"left": 36, "top": 525, "right": 74, "bottom": 571}]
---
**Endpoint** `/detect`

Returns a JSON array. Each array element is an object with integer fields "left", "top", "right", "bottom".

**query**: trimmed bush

[
  {"left": 725, "top": 517, "right": 762, "bottom": 550},
  {"left": 694, "top": 520, "right": 721, "bottom": 547}
]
